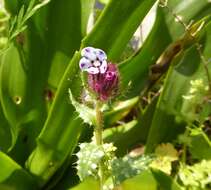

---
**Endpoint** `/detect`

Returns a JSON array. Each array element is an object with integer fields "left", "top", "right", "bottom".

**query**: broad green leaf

[
  {"left": 104, "top": 96, "right": 139, "bottom": 127},
  {"left": 81, "top": 0, "right": 95, "bottom": 37},
  {"left": 117, "top": 170, "right": 157, "bottom": 190},
  {"left": 50, "top": 162, "right": 80, "bottom": 190},
  {"left": 99, "top": 0, "right": 109, "bottom": 5},
  {"left": 46, "top": 0, "right": 85, "bottom": 88},
  {"left": 0, "top": 44, "right": 28, "bottom": 151},
  {"left": 117, "top": 169, "right": 182, "bottom": 190},
  {"left": 4, "top": 0, "right": 19, "bottom": 15},
  {"left": 0, "top": 151, "right": 38, "bottom": 190},
  {"left": 83, "top": 0, "right": 157, "bottom": 61},
  {"left": 1, "top": 0, "right": 88, "bottom": 160},
  {"left": 42, "top": 156, "right": 73, "bottom": 190},
  {"left": 0, "top": 104, "right": 11, "bottom": 151},
  {"left": 137, "top": 97, "right": 158, "bottom": 143},
  {"left": 119, "top": 7, "right": 172, "bottom": 97},
  {"left": 26, "top": 52, "right": 83, "bottom": 187},
  {"left": 151, "top": 169, "right": 183, "bottom": 190},
  {"left": 70, "top": 178, "right": 99, "bottom": 190},
  {"left": 189, "top": 128, "right": 211, "bottom": 160}
]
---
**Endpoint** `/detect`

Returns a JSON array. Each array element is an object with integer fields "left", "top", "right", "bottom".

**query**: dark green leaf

[{"left": 0, "top": 152, "right": 38, "bottom": 190}]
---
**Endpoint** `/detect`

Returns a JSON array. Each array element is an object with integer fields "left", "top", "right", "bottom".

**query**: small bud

[{"left": 88, "top": 63, "right": 119, "bottom": 101}]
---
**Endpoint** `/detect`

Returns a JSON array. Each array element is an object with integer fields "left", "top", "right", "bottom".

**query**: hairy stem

[
  {"left": 94, "top": 100, "right": 104, "bottom": 190},
  {"left": 95, "top": 101, "right": 103, "bottom": 145}
]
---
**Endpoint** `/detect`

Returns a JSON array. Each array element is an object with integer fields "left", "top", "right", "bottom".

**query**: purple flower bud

[{"left": 88, "top": 63, "right": 119, "bottom": 101}]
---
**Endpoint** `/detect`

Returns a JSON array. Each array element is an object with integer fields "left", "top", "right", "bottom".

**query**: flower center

[{"left": 93, "top": 60, "right": 101, "bottom": 67}]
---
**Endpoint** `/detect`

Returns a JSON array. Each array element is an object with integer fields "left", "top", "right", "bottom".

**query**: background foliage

[{"left": 0, "top": 0, "right": 211, "bottom": 189}]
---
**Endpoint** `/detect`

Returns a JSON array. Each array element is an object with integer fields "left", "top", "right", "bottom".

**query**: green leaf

[
  {"left": 188, "top": 128, "right": 211, "bottom": 160},
  {"left": 104, "top": 96, "right": 139, "bottom": 127},
  {"left": 150, "top": 143, "right": 178, "bottom": 175},
  {"left": 81, "top": 0, "right": 95, "bottom": 37},
  {"left": 0, "top": 105, "right": 11, "bottom": 151},
  {"left": 119, "top": 7, "right": 172, "bottom": 97},
  {"left": 144, "top": 48, "right": 195, "bottom": 153},
  {"left": 24, "top": 0, "right": 50, "bottom": 22},
  {"left": 26, "top": 52, "right": 83, "bottom": 187},
  {"left": 83, "top": 0, "right": 157, "bottom": 61},
  {"left": 9, "top": 0, "right": 51, "bottom": 40},
  {"left": 0, "top": 151, "right": 38, "bottom": 190},
  {"left": 4, "top": 0, "right": 19, "bottom": 15},
  {"left": 1, "top": 0, "right": 88, "bottom": 160},
  {"left": 70, "top": 178, "right": 99, "bottom": 190},
  {"left": 117, "top": 169, "right": 182, "bottom": 190},
  {"left": 151, "top": 169, "right": 183, "bottom": 190},
  {"left": 0, "top": 44, "right": 28, "bottom": 151},
  {"left": 99, "top": 0, "right": 109, "bottom": 5},
  {"left": 47, "top": 0, "right": 89, "bottom": 88},
  {"left": 117, "top": 170, "right": 157, "bottom": 190},
  {"left": 111, "top": 154, "right": 153, "bottom": 186},
  {"left": 69, "top": 89, "right": 96, "bottom": 126},
  {"left": 16, "top": 5, "right": 25, "bottom": 29}
]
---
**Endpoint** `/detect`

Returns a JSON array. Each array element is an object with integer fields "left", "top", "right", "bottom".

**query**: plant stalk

[
  {"left": 94, "top": 100, "right": 104, "bottom": 190},
  {"left": 95, "top": 101, "right": 103, "bottom": 145}
]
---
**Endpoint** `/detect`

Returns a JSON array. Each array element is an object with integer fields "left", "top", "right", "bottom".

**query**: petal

[
  {"left": 79, "top": 57, "right": 92, "bottom": 71},
  {"left": 95, "top": 48, "right": 107, "bottom": 61},
  {"left": 87, "top": 67, "right": 99, "bottom": 74},
  {"left": 81, "top": 47, "right": 96, "bottom": 61},
  {"left": 81, "top": 47, "right": 95, "bottom": 56},
  {"left": 99, "top": 60, "right": 107, "bottom": 74}
]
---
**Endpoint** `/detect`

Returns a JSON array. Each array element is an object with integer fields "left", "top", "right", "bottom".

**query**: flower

[
  {"left": 79, "top": 47, "right": 119, "bottom": 101},
  {"left": 79, "top": 47, "right": 107, "bottom": 74}
]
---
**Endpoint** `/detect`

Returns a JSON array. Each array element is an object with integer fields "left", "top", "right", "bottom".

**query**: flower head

[
  {"left": 79, "top": 47, "right": 119, "bottom": 101},
  {"left": 88, "top": 63, "right": 119, "bottom": 101},
  {"left": 79, "top": 47, "right": 107, "bottom": 74}
]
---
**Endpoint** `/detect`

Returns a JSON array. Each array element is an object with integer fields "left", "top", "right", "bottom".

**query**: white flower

[{"left": 79, "top": 47, "right": 108, "bottom": 74}]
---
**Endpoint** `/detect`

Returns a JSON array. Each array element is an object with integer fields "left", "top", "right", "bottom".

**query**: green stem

[
  {"left": 94, "top": 100, "right": 104, "bottom": 190},
  {"left": 182, "top": 144, "right": 187, "bottom": 163},
  {"left": 182, "top": 128, "right": 189, "bottom": 163},
  {"left": 95, "top": 101, "right": 103, "bottom": 145}
]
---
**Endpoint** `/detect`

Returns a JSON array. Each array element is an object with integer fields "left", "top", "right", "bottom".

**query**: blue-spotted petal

[
  {"left": 99, "top": 60, "right": 107, "bottom": 74},
  {"left": 95, "top": 48, "right": 107, "bottom": 61},
  {"left": 81, "top": 47, "right": 96, "bottom": 61},
  {"left": 79, "top": 57, "right": 92, "bottom": 71}
]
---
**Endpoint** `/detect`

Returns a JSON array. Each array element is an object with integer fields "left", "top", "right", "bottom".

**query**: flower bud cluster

[{"left": 79, "top": 47, "right": 119, "bottom": 101}]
